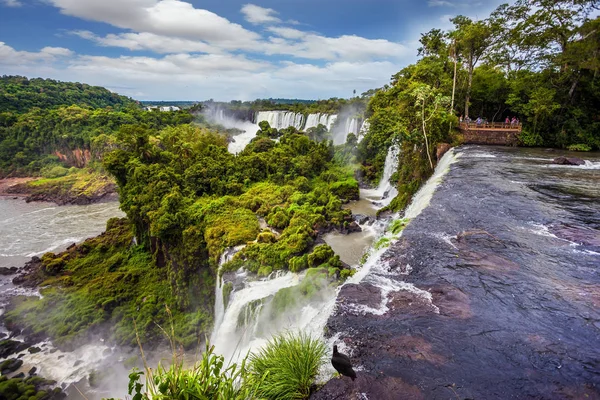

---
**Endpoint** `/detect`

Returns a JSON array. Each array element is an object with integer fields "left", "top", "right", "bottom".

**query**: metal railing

[{"left": 459, "top": 121, "right": 522, "bottom": 130}]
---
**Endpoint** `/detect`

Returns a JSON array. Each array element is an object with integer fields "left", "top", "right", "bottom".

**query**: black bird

[{"left": 331, "top": 345, "right": 356, "bottom": 381}]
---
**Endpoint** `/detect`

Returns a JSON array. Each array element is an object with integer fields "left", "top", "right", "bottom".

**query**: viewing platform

[{"left": 459, "top": 121, "right": 521, "bottom": 146}]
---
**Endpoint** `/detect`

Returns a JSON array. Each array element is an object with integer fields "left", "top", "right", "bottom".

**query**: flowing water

[
  {"left": 315, "top": 146, "right": 600, "bottom": 399},
  {"left": 202, "top": 107, "right": 260, "bottom": 154},
  {"left": 255, "top": 111, "right": 305, "bottom": 130},
  {"left": 211, "top": 143, "right": 403, "bottom": 365},
  {"left": 0, "top": 198, "right": 124, "bottom": 393}
]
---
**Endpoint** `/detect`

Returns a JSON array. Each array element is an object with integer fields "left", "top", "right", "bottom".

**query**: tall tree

[{"left": 449, "top": 16, "right": 494, "bottom": 119}]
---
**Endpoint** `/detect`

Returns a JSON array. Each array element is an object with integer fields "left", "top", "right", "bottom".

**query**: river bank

[
  {"left": 0, "top": 172, "right": 117, "bottom": 205},
  {"left": 313, "top": 145, "right": 600, "bottom": 399}
]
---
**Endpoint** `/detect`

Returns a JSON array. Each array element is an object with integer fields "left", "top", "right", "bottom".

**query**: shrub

[
  {"left": 246, "top": 332, "right": 327, "bottom": 400},
  {"left": 567, "top": 143, "right": 592, "bottom": 152},
  {"left": 40, "top": 165, "right": 69, "bottom": 178}
]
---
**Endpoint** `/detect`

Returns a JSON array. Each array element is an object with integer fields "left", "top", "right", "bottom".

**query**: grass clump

[
  {"left": 135, "top": 344, "right": 261, "bottom": 400},
  {"left": 246, "top": 332, "right": 327, "bottom": 400}
]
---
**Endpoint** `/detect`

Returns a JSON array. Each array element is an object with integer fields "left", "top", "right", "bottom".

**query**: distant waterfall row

[
  {"left": 202, "top": 107, "right": 370, "bottom": 149},
  {"left": 254, "top": 110, "right": 362, "bottom": 141}
]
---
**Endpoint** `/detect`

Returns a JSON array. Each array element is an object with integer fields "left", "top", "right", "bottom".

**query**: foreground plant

[
  {"left": 127, "top": 343, "right": 262, "bottom": 400},
  {"left": 245, "top": 332, "right": 327, "bottom": 400}
]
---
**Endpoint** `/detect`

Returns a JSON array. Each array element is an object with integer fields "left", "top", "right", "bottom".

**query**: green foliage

[
  {"left": 5, "top": 218, "right": 211, "bottom": 349},
  {"left": 567, "top": 143, "right": 592, "bottom": 152},
  {"left": 0, "top": 375, "right": 64, "bottom": 400},
  {"left": 133, "top": 344, "right": 262, "bottom": 400},
  {"left": 390, "top": 218, "right": 410, "bottom": 235},
  {"left": 0, "top": 75, "right": 137, "bottom": 113},
  {"left": 246, "top": 332, "right": 327, "bottom": 400}
]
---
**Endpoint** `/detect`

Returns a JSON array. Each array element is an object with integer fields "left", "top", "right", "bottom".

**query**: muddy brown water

[{"left": 314, "top": 146, "right": 600, "bottom": 400}]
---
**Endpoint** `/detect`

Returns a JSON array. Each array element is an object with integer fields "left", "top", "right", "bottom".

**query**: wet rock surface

[
  {"left": 552, "top": 156, "right": 586, "bottom": 165},
  {"left": 314, "top": 146, "right": 600, "bottom": 399}
]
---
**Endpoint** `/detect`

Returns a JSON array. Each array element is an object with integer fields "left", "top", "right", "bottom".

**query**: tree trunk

[
  {"left": 451, "top": 41, "right": 457, "bottom": 113},
  {"left": 465, "top": 52, "right": 474, "bottom": 119}
]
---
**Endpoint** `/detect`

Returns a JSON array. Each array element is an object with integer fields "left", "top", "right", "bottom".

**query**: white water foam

[{"left": 18, "top": 340, "right": 111, "bottom": 386}]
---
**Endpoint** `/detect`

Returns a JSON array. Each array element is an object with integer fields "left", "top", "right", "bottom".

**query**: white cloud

[
  {"left": 267, "top": 27, "right": 306, "bottom": 40},
  {"left": 264, "top": 32, "right": 409, "bottom": 62},
  {"left": 241, "top": 4, "right": 281, "bottom": 25},
  {"left": 50, "top": 0, "right": 260, "bottom": 47},
  {"left": 71, "top": 30, "right": 218, "bottom": 54},
  {"left": 428, "top": 0, "right": 455, "bottom": 6},
  {"left": 1, "top": 0, "right": 22, "bottom": 7},
  {"left": 0, "top": 42, "right": 72, "bottom": 65},
  {"left": 71, "top": 53, "right": 269, "bottom": 77}
]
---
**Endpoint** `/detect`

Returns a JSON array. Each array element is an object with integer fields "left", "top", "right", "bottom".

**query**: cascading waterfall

[
  {"left": 211, "top": 271, "right": 302, "bottom": 362},
  {"left": 201, "top": 106, "right": 260, "bottom": 154},
  {"left": 361, "top": 144, "right": 400, "bottom": 208},
  {"left": 331, "top": 116, "right": 361, "bottom": 145},
  {"left": 358, "top": 120, "right": 370, "bottom": 141},
  {"left": 304, "top": 113, "right": 338, "bottom": 132},
  {"left": 255, "top": 111, "right": 305, "bottom": 130},
  {"left": 210, "top": 246, "right": 244, "bottom": 344}
]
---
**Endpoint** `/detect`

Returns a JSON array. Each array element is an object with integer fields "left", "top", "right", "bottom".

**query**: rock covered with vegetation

[
  {"left": 6, "top": 166, "right": 117, "bottom": 205},
  {"left": 6, "top": 120, "right": 359, "bottom": 349}
]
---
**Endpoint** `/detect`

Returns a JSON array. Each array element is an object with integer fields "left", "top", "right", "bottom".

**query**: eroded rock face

[
  {"left": 552, "top": 156, "right": 586, "bottom": 165},
  {"left": 436, "top": 143, "right": 452, "bottom": 161}
]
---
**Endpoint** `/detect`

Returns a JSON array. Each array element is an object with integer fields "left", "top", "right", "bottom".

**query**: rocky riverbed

[{"left": 313, "top": 146, "right": 600, "bottom": 400}]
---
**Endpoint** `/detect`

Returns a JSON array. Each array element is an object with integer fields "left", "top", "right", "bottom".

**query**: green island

[{"left": 0, "top": 0, "right": 599, "bottom": 398}]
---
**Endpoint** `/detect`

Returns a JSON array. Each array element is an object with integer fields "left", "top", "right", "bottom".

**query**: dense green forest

[
  {"left": 0, "top": 76, "right": 137, "bottom": 113},
  {"left": 0, "top": 79, "right": 194, "bottom": 177},
  {"left": 2, "top": 1, "right": 599, "bottom": 397}
]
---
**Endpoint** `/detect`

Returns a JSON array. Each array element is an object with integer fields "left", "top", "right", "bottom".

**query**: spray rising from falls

[{"left": 202, "top": 106, "right": 260, "bottom": 154}]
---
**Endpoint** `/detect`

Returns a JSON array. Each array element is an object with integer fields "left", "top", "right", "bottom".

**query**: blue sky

[{"left": 0, "top": 0, "right": 508, "bottom": 101}]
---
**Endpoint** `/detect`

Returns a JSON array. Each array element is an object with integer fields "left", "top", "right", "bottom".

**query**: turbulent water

[
  {"left": 314, "top": 146, "right": 600, "bottom": 399},
  {"left": 0, "top": 199, "right": 124, "bottom": 394},
  {"left": 210, "top": 145, "right": 402, "bottom": 368}
]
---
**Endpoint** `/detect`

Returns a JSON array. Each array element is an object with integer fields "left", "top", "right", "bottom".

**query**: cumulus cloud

[
  {"left": 264, "top": 31, "right": 409, "bottom": 61},
  {"left": 50, "top": 0, "right": 260, "bottom": 47},
  {"left": 241, "top": 4, "right": 281, "bottom": 25},
  {"left": 0, "top": 42, "right": 73, "bottom": 65},
  {"left": 11, "top": 1, "right": 419, "bottom": 100}
]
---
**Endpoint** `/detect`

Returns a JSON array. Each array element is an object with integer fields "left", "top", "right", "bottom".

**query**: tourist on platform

[
  {"left": 476, "top": 117, "right": 482, "bottom": 126},
  {"left": 511, "top": 117, "right": 517, "bottom": 127},
  {"left": 459, "top": 115, "right": 463, "bottom": 124},
  {"left": 505, "top": 116, "right": 510, "bottom": 127}
]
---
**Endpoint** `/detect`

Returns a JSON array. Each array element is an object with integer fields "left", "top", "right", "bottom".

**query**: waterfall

[
  {"left": 349, "top": 148, "right": 459, "bottom": 284},
  {"left": 211, "top": 246, "right": 244, "bottom": 344},
  {"left": 331, "top": 116, "right": 361, "bottom": 145},
  {"left": 358, "top": 120, "right": 370, "bottom": 140},
  {"left": 304, "top": 113, "right": 338, "bottom": 132},
  {"left": 211, "top": 271, "right": 302, "bottom": 362},
  {"left": 360, "top": 144, "right": 400, "bottom": 208},
  {"left": 202, "top": 106, "right": 260, "bottom": 154},
  {"left": 255, "top": 111, "right": 305, "bottom": 130}
]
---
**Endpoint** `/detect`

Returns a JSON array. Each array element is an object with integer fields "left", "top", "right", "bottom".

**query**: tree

[{"left": 449, "top": 16, "right": 494, "bottom": 119}]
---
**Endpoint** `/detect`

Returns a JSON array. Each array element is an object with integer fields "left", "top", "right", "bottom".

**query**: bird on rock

[{"left": 331, "top": 345, "right": 356, "bottom": 381}]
